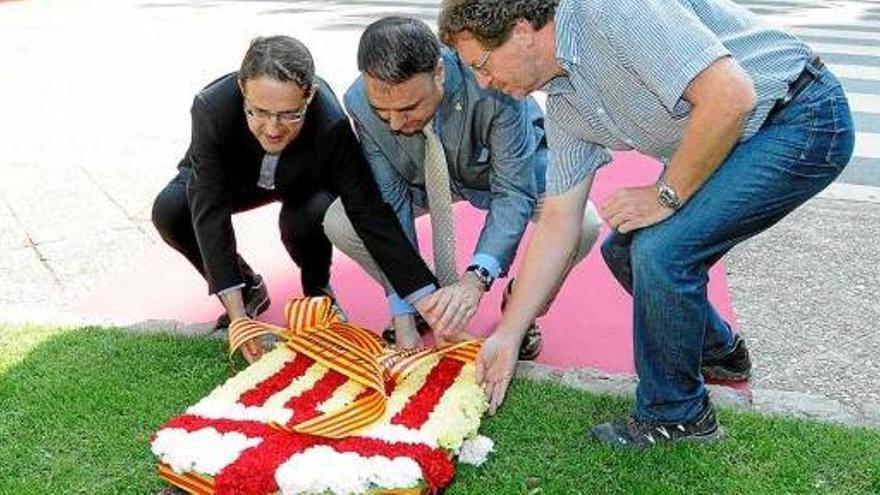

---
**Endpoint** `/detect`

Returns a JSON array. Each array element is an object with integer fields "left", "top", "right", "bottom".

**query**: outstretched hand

[{"left": 476, "top": 332, "right": 520, "bottom": 415}]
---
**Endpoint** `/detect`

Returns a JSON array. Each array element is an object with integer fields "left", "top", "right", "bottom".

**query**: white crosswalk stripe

[
  {"left": 811, "top": 42, "right": 879, "bottom": 57},
  {"left": 738, "top": 0, "right": 880, "bottom": 191},
  {"left": 789, "top": 27, "right": 879, "bottom": 41},
  {"left": 848, "top": 94, "right": 880, "bottom": 114}
]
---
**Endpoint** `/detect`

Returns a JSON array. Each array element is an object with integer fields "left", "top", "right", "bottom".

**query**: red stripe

[
  {"left": 238, "top": 353, "right": 313, "bottom": 407},
  {"left": 285, "top": 370, "right": 349, "bottom": 426},
  {"left": 213, "top": 431, "right": 324, "bottom": 495},
  {"left": 392, "top": 358, "right": 465, "bottom": 429}
]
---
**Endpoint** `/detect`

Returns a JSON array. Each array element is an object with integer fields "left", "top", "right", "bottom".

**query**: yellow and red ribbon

[{"left": 228, "top": 296, "right": 482, "bottom": 439}]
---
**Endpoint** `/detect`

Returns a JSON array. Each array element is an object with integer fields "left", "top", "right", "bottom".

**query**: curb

[
  {"left": 118, "top": 319, "right": 880, "bottom": 430},
  {"left": 515, "top": 361, "right": 880, "bottom": 429}
]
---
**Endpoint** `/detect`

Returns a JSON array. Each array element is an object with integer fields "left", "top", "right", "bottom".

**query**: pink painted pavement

[{"left": 79, "top": 152, "right": 738, "bottom": 378}]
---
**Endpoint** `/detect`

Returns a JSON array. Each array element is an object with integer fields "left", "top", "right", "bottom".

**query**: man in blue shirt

[
  {"left": 323, "top": 17, "right": 601, "bottom": 353},
  {"left": 439, "top": 0, "right": 855, "bottom": 447}
]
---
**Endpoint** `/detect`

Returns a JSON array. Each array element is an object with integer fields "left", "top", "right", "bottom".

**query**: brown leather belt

[{"left": 767, "top": 56, "right": 825, "bottom": 120}]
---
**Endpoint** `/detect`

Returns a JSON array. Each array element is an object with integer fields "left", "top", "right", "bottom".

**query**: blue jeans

[{"left": 601, "top": 65, "right": 855, "bottom": 423}]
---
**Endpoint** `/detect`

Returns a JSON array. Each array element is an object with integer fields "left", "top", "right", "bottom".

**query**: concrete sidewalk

[{"left": 1, "top": 0, "right": 878, "bottom": 427}]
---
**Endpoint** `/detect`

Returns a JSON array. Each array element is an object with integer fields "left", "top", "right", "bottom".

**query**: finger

[
  {"left": 475, "top": 353, "right": 486, "bottom": 384},
  {"left": 419, "top": 291, "right": 441, "bottom": 314},
  {"left": 434, "top": 291, "right": 457, "bottom": 331},
  {"left": 485, "top": 381, "right": 498, "bottom": 415},
  {"left": 461, "top": 305, "right": 478, "bottom": 330},
  {"left": 438, "top": 297, "right": 463, "bottom": 331},
  {"left": 242, "top": 340, "right": 260, "bottom": 363},
  {"left": 601, "top": 191, "right": 623, "bottom": 219},
  {"left": 607, "top": 210, "right": 628, "bottom": 231},
  {"left": 242, "top": 346, "right": 256, "bottom": 364},
  {"left": 617, "top": 219, "right": 639, "bottom": 234},
  {"left": 447, "top": 304, "right": 472, "bottom": 335},
  {"left": 490, "top": 377, "right": 511, "bottom": 413}
]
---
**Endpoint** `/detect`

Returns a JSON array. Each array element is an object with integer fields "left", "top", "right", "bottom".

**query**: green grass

[{"left": 1, "top": 325, "right": 879, "bottom": 495}]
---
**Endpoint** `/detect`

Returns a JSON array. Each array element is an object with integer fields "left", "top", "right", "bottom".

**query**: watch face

[{"left": 658, "top": 184, "right": 680, "bottom": 210}]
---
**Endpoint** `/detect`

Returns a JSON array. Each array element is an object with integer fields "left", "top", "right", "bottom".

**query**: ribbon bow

[{"left": 228, "top": 297, "right": 482, "bottom": 439}]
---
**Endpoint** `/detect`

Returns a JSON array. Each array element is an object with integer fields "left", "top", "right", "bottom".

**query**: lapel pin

[{"left": 455, "top": 102, "right": 462, "bottom": 111}]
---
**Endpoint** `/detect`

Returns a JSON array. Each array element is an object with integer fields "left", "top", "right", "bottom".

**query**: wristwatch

[
  {"left": 656, "top": 178, "right": 683, "bottom": 211},
  {"left": 465, "top": 264, "right": 494, "bottom": 291}
]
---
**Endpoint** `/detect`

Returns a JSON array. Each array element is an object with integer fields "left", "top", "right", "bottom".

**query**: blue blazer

[{"left": 344, "top": 49, "right": 548, "bottom": 276}]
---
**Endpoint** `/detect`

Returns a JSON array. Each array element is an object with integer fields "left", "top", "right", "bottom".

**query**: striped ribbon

[
  {"left": 228, "top": 297, "right": 482, "bottom": 439},
  {"left": 157, "top": 463, "right": 428, "bottom": 495}
]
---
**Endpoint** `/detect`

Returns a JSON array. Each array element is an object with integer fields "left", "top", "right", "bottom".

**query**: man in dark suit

[{"left": 152, "top": 35, "right": 436, "bottom": 362}]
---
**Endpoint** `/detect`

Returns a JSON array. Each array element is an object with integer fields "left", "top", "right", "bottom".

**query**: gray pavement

[{"left": 1, "top": 0, "right": 878, "bottom": 425}]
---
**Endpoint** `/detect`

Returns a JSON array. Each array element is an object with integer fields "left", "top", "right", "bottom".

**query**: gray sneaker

[
  {"left": 702, "top": 334, "right": 752, "bottom": 381},
  {"left": 590, "top": 398, "right": 724, "bottom": 449}
]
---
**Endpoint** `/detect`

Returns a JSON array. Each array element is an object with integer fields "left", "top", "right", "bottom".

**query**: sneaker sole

[
  {"left": 589, "top": 424, "right": 725, "bottom": 449},
  {"left": 702, "top": 365, "right": 751, "bottom": 381},
  {"left": 682, "top": 425, "right": 726, "bottom": 444}
]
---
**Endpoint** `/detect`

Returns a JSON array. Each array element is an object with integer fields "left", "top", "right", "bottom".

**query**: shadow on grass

[
  {"left": 1, "top": 327, "right": 879, "bottom": 494},
  {"left": 0, "top": 327, "right": 230, "bottom": 494}
]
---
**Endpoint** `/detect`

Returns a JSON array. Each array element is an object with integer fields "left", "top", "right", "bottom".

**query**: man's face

[
  {"left": 240, "top": 76, "right": 311, "bottom": 155},
  {"left": 365, "top": 65, "right": 445, "bottom": 136},
  {"left": 454, "top": 28, "right": 540, "bottom": 100}
]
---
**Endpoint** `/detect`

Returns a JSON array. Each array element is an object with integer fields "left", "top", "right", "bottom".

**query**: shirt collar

[
  {"left": 541, "top": 0, "right": 579, "bottom": 95},
  {"left": 437, "top": 48, "right": 466, "bottom": 122}
]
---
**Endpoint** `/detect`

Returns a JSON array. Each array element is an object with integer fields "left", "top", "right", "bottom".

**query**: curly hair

[{"left": 438, "top": 0, "right": 558, "bottom": 48}]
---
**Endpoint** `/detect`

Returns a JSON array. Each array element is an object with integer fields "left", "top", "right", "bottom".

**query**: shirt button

[
  {"left": 623, "top": 138, "right": 634, "bottom": 145},
  {"left": 596, "top": 108, "right": 605, "bottom": 115}
]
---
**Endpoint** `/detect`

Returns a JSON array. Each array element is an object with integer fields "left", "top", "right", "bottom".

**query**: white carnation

[
  {"left": 151, "top": 427, "right": 262, "bottom": 476},
  {"left": 276, "top": 445, "right": 422, "bottom": 494},
  {"left": 458, "top": 435, "right": 494, "bottom": 466}
]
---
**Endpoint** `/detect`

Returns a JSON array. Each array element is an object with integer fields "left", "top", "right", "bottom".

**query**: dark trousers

[{"left": 151, "top": 168, "right": 335, "bottom": 295}]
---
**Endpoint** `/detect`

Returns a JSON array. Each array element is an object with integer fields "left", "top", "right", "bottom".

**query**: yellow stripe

[
  {"left": 287, "top": 337, "right": 384, "bottom": 392},
  {"left": 296, "top": 392, "right": 386, "bottom": 438},
  {"left": 227, "top": 319, "right": 286, "bottom": 357},
  {"left": 245, "top": 296, "right": 484, "bottom": 440},
  {"left": 157, "top": 463, "right": 214, "bottom": 494}
]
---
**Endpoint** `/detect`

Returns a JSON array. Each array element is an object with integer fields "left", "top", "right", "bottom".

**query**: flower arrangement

[{"left": 152, "top": 297, "right": 493, "bottom": 494}]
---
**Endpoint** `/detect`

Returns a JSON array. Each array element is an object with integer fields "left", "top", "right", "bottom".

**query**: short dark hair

[
  {"left": 357, "top": 17, "right": 441, "bottom": 84},
  {"left": 438, "top": 0, "right": 558, "bottom": 48},
  {"left": 239, "top": 35, "right": 315, "bottom": 90}
]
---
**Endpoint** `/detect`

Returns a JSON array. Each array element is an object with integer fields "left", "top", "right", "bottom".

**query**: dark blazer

[{"left": 180, "top": 72, "right": 436, "bottom": 297}]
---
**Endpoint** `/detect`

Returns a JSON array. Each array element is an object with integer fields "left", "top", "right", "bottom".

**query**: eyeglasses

[
  {"left": 244, "top": 93, "right": 313, "bottom": 126},
  {"left": 470, "top": 49, "right": 493, "bottom": 76}
]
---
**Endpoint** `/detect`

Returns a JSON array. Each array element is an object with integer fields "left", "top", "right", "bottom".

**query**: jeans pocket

[{"left": 800, "top": 94, "right": 855, "bottom": 169}]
